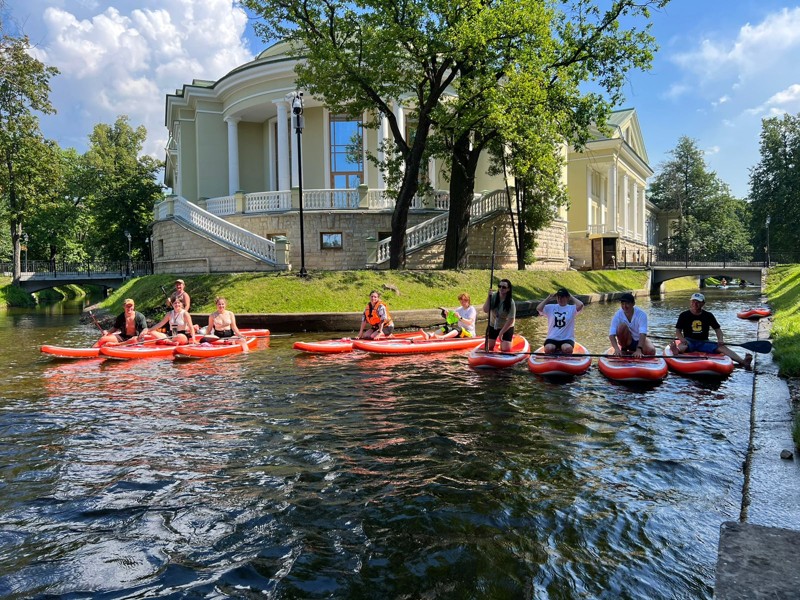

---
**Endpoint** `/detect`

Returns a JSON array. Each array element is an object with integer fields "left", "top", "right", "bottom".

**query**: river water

[{"left": 0, "top": 288, "right": 777, "bottom": 598}]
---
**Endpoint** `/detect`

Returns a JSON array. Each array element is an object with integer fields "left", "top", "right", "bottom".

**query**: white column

[
  {"left": 225, "top": 116, "right": 241, "bottom": 195},
  {"left": 586, "top": 166, "right": 593, "bottom": 232},
  {"left": 641, "top": 187, "right": 647, "bottom": 244},
  {"left": 609, "top": 162, "right": 618, "bottom": 232},
  {"left": 175, "top": 128, "right": 182, "bottom": 198},
  {"left": 377, "top": 112, "right": 387, "bottom": 189},
  {"left": 393, "top": 100, "right": 406, "bottom": 176},
  {"left": 623, "top": 173, "right": 629, "bottom": 237},
  {"left": 633, "top": 180, "right": 639, "bottom": 240},
  {"left": 290, "top": 112, "right": 299, "bottom": 187},
  {"left": 274, "top": 100, "right": 291, "bottom": 191}
]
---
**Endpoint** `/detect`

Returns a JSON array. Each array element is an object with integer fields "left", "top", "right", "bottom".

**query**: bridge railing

[
  {"left": 16, "top": 260, "right": 152, "bottom": 277},
  {"left": 651, "top": 249, "right": 769, "bottom": 268}
]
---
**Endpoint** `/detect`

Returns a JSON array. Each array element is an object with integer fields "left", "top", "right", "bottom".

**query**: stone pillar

[
  {"left": 623, "top": 173, "right": 629, "bottom": 238},
  {"left": 633, "top": 180, "right": 639, "bottom": 241},
  {"left": 274, "top": 99, "right": 291, "bottom": 191},
  {"left": 235, "top": 191, "right": 246, "bottom": 213},
  {"left": 197, "top": 198, "right": 208, "bottom": 211},
  {"left": 365, "top": 236, "right": 378, "bottom": 266},
  {"left": 358, "top": 184, "right": 370, "bottom": 208},
  {"left": 609, "top": 162, "right": 618, "bottom": 232},
  {"left": 586, "top": 166, "right": 593, "bottom": 232},
  {"left": 291, "top": 186, "right": 300, "bottom": 210},
  {"left": 274, "top": 236, "right": 291, "bottom": 270},
  {"left": 225, "top": 116, "right": 241, "bottom": 195}
]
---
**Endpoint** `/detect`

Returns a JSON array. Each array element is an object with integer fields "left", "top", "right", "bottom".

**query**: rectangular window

[
  {"left": 158, "top": 239, "right": 164, "bottom": 257},
  {"left": 321, "top": 232, "right": 343, "bottom": 249},
  {"left": 330, "top": 114, "right": 363, "bottom": 189}
]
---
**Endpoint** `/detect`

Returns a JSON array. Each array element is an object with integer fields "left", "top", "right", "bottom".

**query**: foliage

[
  {"left": 749, "top": 113, "right": 800, "bottom": 256},
  {"left": 0, "top": 33, "right": 59, "bottom": 279},
  {"left": 766, "top": 265, "right": 800, "bottom": 377},
  {"left": 649, "top": 136, "right": 752, "bottom": 258},
  {"left": 82, "top": 116, "right": 164, "bottom": 261},
  {"left": 0, "top": 276, "right": 35, "bottom": 307}
]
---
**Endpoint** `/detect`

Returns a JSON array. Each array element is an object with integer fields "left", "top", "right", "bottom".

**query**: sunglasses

[{"left": 498, "top": 285, "right": 509, "bottom": 289}]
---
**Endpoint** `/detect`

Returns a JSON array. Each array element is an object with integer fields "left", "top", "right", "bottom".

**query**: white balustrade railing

[
  {"left": 246, "top": 190, "right": 291, "bottom": 212},
  {"left": 156, "top": 201, "right": 171, "bottom": 220},
  {"left": 206, "top": 195, "right": 236, "bottom": 216},
  {"left": 375, "top": 189, "right": 508, "bottom": 263},
  {"left": 367, "top": 189, "right": 395, "bottom": 209},
  {"left": 173, "top": 196, "right": 277, "bottom": 263},
  {"left": 304, "top": 189, "right": 360, "bottom": 209}
]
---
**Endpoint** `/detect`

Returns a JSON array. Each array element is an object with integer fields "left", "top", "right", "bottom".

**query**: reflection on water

[{"left": 0, "top": 289, "right": 773, "bottom": 598}]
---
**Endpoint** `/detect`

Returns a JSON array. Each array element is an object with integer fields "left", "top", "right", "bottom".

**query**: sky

[{"left": 4, "top": 0, "right": 800, "bottom": 199}]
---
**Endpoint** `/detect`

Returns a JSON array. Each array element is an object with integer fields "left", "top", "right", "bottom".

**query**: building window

[
  {"left": 321, "top": 232, "right": 343, "bottom": 249},
  {"left": 330, "top": 114, "right": 363, "bottom": 189},
  {"left": 158, "top": 239, "right": 164, "bottom": 257}
]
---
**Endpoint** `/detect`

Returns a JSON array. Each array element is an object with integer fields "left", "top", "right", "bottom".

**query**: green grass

[
  {"left": 88, "top": 269, "right": 650, "bottom": 317},
  {"left": 0, "top": 277, "right": 36, "bottom": 307},
  {"left": 766, "top": 265, "right": 800, "bottom": 377},
  {"left": 663, "top": 276, "right": 702, "bottom": 293}
]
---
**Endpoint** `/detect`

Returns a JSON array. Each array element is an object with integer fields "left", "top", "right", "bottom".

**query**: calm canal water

[{"left": 0, "top": 288, "right": 770, "bottom": 598}]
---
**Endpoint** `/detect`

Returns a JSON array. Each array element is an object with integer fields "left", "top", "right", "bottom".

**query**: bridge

[
  {"left": 11, "top": 261, "right": 153, "bottom": 293},
  {"left": 650, "top": 256, "right": 766, "bottom": 293}
]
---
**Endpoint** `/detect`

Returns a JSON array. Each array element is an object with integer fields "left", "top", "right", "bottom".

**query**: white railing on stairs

[
  {"left": 172, "top": 196, "right": 277, "bottom": 264},
  {"left": 374, "top": 189, "right": 510, "bottom": 264}
]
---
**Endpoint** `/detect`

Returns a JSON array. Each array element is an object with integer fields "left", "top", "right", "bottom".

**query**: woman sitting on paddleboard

[
  {"left": 139, "top": 298, "right": 197, "bottom": 345},
  {"left": 358, "top": 290, "right": 394, "bottom": 339},
  {"left": 204, "top": 297, "right": 242, "bottom": 340}
]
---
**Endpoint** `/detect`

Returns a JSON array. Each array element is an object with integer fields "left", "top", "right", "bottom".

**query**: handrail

[
  {"left": 246, "top": 190, "right": 291, "bottom": 212},
  {"left": 173, "top": 196, "right": 277, "bottom": 264}
]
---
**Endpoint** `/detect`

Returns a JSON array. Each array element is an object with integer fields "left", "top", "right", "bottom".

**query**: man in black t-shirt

[{"left": 672, "top": 292, "right": 752, "bottom": 369}]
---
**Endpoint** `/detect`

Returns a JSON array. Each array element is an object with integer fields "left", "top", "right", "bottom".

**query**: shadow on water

[{"left": 0, "top": 288, "right": 781, "bottom": 599}]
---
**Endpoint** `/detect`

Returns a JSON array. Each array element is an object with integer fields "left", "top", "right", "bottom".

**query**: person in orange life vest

[{"left": 357, "top": 290, "right": 394, "bottom": 339}]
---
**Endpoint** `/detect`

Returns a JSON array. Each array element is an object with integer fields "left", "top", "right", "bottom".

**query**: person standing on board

[
  {"left": 420, "top": 293, "right": 477, "bottom": 340},
  {"left": 98, "top": 298, "right": 148, "bottom": 346},
  {"left": 483, "top": 279, "right": 516, "bottom": 352},
  {"left": 358, "top": 290, "right": 394, "bottom": 339},
  {"left": 671, "top": 292, "right": 752, "bottom": 369},
  {"left": 167, "top": 279, "right": 191, "bottom": 312},
  {"left": 609, "top": 292, "right": 656, "bottom": 357},
  {"left": 536, "top": 288, "right": 584, "bottom": 354}
]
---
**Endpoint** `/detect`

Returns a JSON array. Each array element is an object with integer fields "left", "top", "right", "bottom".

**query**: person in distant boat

[
  {"left": 98, "top": 298, "right": 148, "bottom": 346},
  {"left": 671, "top": 292, "right": 752, "bottom": 369},
  {"left": 166, "top": 278, "right": 191, "bottom": 312},
  {"left": 536, "top": 288, "right": 584, "bottom": 354},
  {"left": 358, "top": 290, "right": 394, "bottom": 339},
  {"left": 420, "top": 293, "right": 476, "bottom": 340},
  {"left": 739, "top": 279, "right": 747, "bottom": 287},
  {"left": 483, "top": 279, "right": 515, "bottom": 352},
  {"left": 720, "top": 277, "right": 728, "bottom": 287},
  {"left": 205, "top": 297, "right": 242, "bottom": 340},
  {"left": 608, "top": 292, "right": 656, "bottom": 357},
  {"left": 139, "top": 297, "right": 197, "bottom": 345}
]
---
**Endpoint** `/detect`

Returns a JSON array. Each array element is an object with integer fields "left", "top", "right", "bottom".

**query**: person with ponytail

[{"left": 482, "top": 279, "right": 515, "bottom": 352}]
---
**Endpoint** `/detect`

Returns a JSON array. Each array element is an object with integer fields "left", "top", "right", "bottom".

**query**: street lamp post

[
  {"left": 292, "top": 91, "right": 308, "bottom": 277},
  {"left": 124, "top": 230, "right": 132, "bottom": 277},
  {"left": 765, "top": 216, "right": 771, "bottom": 267}
]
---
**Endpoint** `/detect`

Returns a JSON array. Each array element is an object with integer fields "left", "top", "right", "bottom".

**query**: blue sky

[{"left": 5, "top": 0, "right": 800, "bottom": 199}]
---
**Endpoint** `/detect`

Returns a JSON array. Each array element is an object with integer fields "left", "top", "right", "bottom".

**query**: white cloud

[
  {"left": 705, "top": 145, "right": 720, "bottom": 156},
  {"left": 10, "top": 0, "right": 255, "bottom": 159},
  {"left": 746, "top": 83, "right": 800, "bottom": 117}
]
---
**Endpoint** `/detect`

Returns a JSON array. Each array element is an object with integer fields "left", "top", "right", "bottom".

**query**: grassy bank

[
  {"left": 88, "top": 269, "right": 651, "bottom": 317},
  {"left": 0, "top": 278, "right": 91, "bottom": 307},
  {"left": 766, "top": 266, "right": 800, "bottom": 376}
]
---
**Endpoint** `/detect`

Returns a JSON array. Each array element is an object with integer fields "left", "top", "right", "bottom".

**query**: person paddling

[
  {"left": 482, "top": 279, "right": 515, "bottom": 352},
  {"left": 671, "top": 292, "right": 752, "bottom": 369},
  {"left": 98, "top": 298, "right": 148, "bottom": 346},
  {"left": 420, "top": 293, "right": 476, "bottom": 340},
  {"left": 166, "top": 278, "right": 191, "bottom": 312},
  {"left": 609, "top": 292, "right": 656, "bottom": 357},
  {"left": 139, "top": 298, "right": 197, "bottom": 345},
  {"left": 357, "top": 290, "right": 394, "bottom": 339}
]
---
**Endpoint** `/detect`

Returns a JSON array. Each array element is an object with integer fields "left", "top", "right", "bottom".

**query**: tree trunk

[{"left": 443, "top": 134, "right": 479, "bottom": 269}]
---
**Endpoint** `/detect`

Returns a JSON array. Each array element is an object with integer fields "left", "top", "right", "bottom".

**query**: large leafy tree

[
  {"left": 83, "top": 116, "right": 164, "bottom": 262},
  {"left": 649, "top": 136, "right": 751, "bottom": 258},
  {"left": 748, "top": 113, "right": 800, "bottom": 258},
  {"left": 0, "top": 33, "right": 59, "bottom": 281},
  {"left": 437, "top": 0, "right": 667, "bottom": 269}
]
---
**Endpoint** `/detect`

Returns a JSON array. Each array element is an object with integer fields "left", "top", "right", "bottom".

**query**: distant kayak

[
  {"left": 663, "top": 344, "right": 734, "bottom": 378},
  {"left": 736, "top": 308, "right": 771, "bottom": 320},
  {"left": 467, "top": 335, "right": 530, "bottom": 369},
  {"left": 293, "top": 331, "right": 422, "bottom": 354},
  {"left": 597, "top": 348, "right": 668, "bottom": 383},
  {"left": 352, "top": 335, "right": 483, "bottom": 355},
  {"left": 527, "top": 343, "right": 592, "bottom": 378}
]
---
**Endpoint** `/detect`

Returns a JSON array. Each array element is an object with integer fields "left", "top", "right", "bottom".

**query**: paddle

[
  {"left": 484, "top": 226, "right": 498, "bottom": 352},
  {"left": 648, "top": 335, "right": 772, "bottom": 354},
  {"left": 493, "top": 350, "right": 733, "bottom": 360},
  {"left": 202, "top": 333, "right": 250, "bottom": 353},
  {"left": 88, "top": 310, "right": 105, "bottom": 334}
]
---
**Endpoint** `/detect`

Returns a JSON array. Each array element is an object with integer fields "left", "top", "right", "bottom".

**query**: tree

[
  {"left": 0, "top": 33, "right": 58, "bottom": 281},
  {"left": 82, "top": 116, "right": 164, "bottom": 262},
  {"left": 748, "top": 113, "right": 800, "bottom": 257},
  {"left": 649, "top": 136, "right": 751, "bottom": 258}
]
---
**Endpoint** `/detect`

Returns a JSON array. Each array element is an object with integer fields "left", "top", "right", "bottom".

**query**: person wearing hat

[
  {"left": 672, "top": 292, "right": 752, "bottom": 369},
  {"left": 609, "top": 292, "right": 655, "bottom": 357},
  {"left": 536, "top": 288, "right": 584, "bottom": 354},
  {"left": 166, "top": 278, "right": 191, "bottom": 313},
  {"left": 97, "top": 298, "right": 149, "bottom": 346}
]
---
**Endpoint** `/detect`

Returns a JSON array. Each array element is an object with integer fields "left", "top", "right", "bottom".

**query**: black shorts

[
  {"left": 487, "top": 325, "right": 514, "bottom": 342},
  {"left": 545, "top": 338, "right": 575, "bottom": 349},
  {"left": 216, "top": 329, "right": 234, "bottom": 338},
  {"left": 622, "top": 338, "right": 638, "bottom": 352}
]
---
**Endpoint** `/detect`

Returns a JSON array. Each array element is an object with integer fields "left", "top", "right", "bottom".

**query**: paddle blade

[{"left": 734, "top": 340, "right": 772, "bottom": 353}]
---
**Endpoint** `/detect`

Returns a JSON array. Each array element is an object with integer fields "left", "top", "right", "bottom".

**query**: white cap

[{"left": 690, "top": 292, "right": 705, "bottom": 302}]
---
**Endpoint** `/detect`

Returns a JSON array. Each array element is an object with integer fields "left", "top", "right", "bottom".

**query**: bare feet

[{"left": 418, "top": 328, "right": 429, "bottom": 340}]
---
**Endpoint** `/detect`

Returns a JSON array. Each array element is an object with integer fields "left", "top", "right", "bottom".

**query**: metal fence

[{"left": 4, "top": 260, "right": 153, "bottom": 278}]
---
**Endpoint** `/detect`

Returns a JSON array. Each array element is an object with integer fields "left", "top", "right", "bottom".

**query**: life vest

[{"left": 364, "top": 301, "right": 391, "bottom": 326}]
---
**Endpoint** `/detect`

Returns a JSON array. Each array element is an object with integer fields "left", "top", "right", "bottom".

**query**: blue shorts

[{"left": 686, "top": 339, "right": 718, "bottom": 353}]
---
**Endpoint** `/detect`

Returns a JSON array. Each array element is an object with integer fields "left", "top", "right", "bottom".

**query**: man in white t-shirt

[
  {"left": 536, "top": 288, "right": 584, "bottom": 354},
  {"left": 609, "top": 292, "right": 656, "bottom": 357}
]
